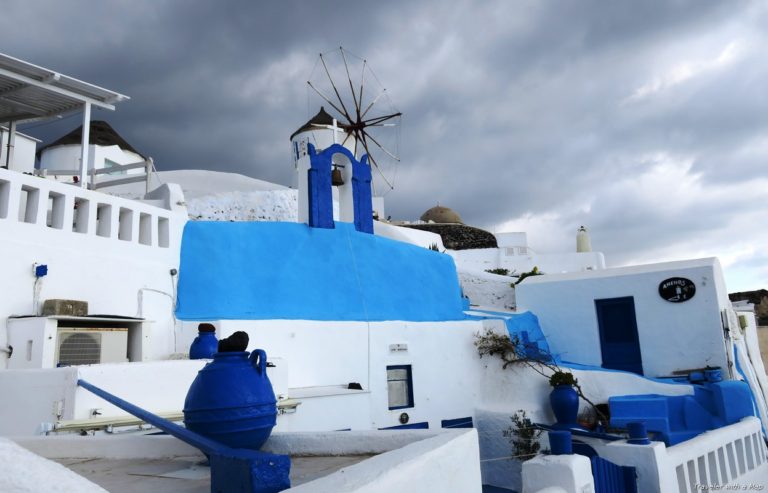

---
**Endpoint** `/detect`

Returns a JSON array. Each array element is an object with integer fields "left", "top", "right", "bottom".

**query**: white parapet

[{"left": 522, "top": 454, "right": 595, "bottom": 493}]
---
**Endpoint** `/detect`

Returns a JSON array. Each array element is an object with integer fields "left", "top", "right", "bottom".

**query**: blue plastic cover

[
  {"left": 176, "top": 221, "right": 465, "bottom": 321},
  {"left": 503, "top": 311, "right": 551, "bottom": 357}
]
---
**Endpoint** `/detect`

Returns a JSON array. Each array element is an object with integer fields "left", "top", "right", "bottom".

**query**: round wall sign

[{"left": 658, "top": 277, "right": 696, "bottom": 302}]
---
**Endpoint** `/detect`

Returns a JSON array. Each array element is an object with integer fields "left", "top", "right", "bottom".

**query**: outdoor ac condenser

[{"left": 55, "top": 328, "right": 129, "bottom": 366}]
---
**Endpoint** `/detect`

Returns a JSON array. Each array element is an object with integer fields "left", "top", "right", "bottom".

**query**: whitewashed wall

[
  {"left": 373, "top": 221, "right": 445, "bottom": 250},
  {"left": 205, "top": 319, "right": 488, "bottom": 432},
  {"left": 16, "top": 429, "right": 482, "bottom": 493},
  {"left": 448, "top": 248, "right": 605, "bottom": 277},
  {"left": 40, "top": 144, "right": 145, "bottom": 175},
  {"left": 0, "top": 168, "right": 187, "bottom": 367},
  {"left": 515, "top": 258, "right": 730, "bottom": 377},
  {"left": 0, "top": 360, "right": 206, "bottom": 436},
  {"left": 0, "top": 129, "right": 38, "bottom": 173}
]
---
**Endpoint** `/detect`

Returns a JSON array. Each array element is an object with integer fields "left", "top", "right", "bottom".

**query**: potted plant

[{"left": 549, "top": 371, "right": 579, "bottom": 429}]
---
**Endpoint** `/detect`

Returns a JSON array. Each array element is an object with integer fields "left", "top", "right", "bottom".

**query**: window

[
  {"left": 387, "top": 365, "right": 414, "bottom": 410},
  {"left": 104, "top": 159, "right": 125, "bottom": 175}
]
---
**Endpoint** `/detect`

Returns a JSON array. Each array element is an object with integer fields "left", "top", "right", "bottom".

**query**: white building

[
  {"left": 38, "top": 120, "right": 149, "bottom": 186},
  {"left": 0, "top": 125, "right": 39, "bottom": 173}
]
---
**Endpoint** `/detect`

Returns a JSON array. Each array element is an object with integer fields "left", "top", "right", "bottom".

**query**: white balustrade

[{"left": 0, "top": 167, "right": 172, "bottom": 249}]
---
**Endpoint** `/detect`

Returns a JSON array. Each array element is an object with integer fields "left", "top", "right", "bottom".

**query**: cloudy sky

[{"left": 1, "top": 1, "right": 766, "bottom": 291}]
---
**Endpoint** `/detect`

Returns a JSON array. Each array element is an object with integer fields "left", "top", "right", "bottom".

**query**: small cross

[{"left": 330, "top": 118, "right": 343, "bottom": 144}]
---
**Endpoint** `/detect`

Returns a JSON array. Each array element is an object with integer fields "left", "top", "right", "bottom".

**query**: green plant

[
  {"left": 502, "top": 410, "right": 543, "bottom": 460},
  {"left": 485, "top": 268, "right": 510, "bottom": 276},
  {"left": 474, "top": 328, "right": 605, "bottom": 423},
  {"left": 549, "top": 371, "right": 577, "bottom": 387},
  {"left": 513, "top": 266, "right": 543, "bottom": 286}
]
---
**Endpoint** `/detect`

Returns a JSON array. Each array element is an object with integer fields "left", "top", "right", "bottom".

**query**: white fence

[
  {"left": 667, "top": 417, "right": 767, "bottom": 492},
  {"left": 38, "top": 159, "right": 153, "bottom": 193},
  {"left": 0, "top": 166, "right": 172, "bottom": 248},
  {"left": 522, "top": 418, "right": 768, "bottom": 493}
]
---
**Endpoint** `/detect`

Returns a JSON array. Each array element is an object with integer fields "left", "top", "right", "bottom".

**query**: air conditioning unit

[{"left": 55, "top": 328, "right": 128, "bottom": 366}]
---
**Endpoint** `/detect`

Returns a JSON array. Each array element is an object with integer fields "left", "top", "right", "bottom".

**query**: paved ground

[{"left": 56, "top": 454, "right": 373, "bottom": 492}]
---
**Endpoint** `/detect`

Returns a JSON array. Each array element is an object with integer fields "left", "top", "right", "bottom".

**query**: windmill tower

[{"left": 291, "top": 48, "right": 401, "bottom": 226}]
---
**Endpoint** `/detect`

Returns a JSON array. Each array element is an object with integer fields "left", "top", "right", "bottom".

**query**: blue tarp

[{"left": 176, "top": 221, "right": 466, "bottom": 321}]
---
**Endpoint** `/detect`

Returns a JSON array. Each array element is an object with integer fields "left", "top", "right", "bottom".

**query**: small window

[
  {"left": 104, "top": 159, "right": 125, "bottom": 175},
  {"left": 387, "top": 365, "right": 414, "bottom": 410}
]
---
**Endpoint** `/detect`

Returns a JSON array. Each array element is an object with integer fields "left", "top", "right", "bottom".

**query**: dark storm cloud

[{"left": 1, "top": 0, "right": 766, "bottom": 289}]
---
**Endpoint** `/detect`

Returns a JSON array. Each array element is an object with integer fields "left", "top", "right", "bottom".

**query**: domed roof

[
  {"left": 420, "top": 205, "right": 463, "bottom": 224},
  {"left": 290, "top": 106, "right": 348, "bottom": 141}
]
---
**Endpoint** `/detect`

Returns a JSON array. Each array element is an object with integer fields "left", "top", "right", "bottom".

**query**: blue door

[
  {"left": 591, "top": 456, "right": 638, "bottom": 493},
  {"left": 595, "top": 297, "right": 643, "bottom": 375}
]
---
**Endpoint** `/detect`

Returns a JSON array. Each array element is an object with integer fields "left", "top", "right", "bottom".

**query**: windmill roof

[
  {"left": 290, "top": 106, "right": 347, "bottom": 141},
  {"left": 37, "top": 120, "right": 146, "bottom": 159}
]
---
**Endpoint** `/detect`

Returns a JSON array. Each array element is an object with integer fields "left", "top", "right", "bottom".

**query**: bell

[{"left": 332, "top": 167, "right": 344, "bottom": 186}]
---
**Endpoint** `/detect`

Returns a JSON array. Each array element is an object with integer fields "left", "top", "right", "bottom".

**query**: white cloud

[{"left": 624, "top": 40, "right": 745, "bottom": 104}]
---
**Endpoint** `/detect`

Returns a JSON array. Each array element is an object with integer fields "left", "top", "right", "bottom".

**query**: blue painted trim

[
  {"left": 441, "top": 416, "right": 473, "bottom": 428},
  {"left": 387, "top": 364, "right": 414, "bottom": 410},
  {"left": 379, "top": 421, "right": 429, "bottom": 430},
  {"left": 351, "top": 153, "right": 373, "bottom": 234},
  {"left": 307, "top": 143, "right": 374, "bottom": 234},
  {"left": 307, "top": 143, "right": 334, "bottom": 229}
]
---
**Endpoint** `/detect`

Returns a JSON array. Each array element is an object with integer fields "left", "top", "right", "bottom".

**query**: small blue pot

[
  {"left": 189, "top": 328, "right": 218, "bottom": 360},
  {"left": 550, "top": 384, "right": 579, "bottom": 428}
]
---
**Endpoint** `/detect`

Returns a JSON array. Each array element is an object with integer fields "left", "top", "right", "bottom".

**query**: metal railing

[{"left": 37, "top": 158, "right": 154, "bottom": 193}]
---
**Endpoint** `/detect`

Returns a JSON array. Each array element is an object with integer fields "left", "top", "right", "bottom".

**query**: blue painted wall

[{"left": 176, "top": 221, "right": 466, "bottom": 321}]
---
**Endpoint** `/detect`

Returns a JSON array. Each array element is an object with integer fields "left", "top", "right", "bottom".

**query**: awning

[{"left": 0, "top": 52, "right": 128, "bottom": 123}]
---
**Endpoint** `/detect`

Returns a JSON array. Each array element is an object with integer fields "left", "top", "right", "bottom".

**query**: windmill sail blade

[
  {"left": 340, "top": 47, "right": 361, "bottom": 119},
  {"left": 307, "top": 81, "right": 348, "bottom": 121},
  {"left": 361, "top": 138, "right": 395, "bottom": 190},
  {"left": 364, "top": 131, "right": 400, "bottom": 162},
  {"left": 320, "top": 53, "right": 353, "bottom": 122},
  {"left": 360, "top": 88, "right": 387, "bottom": 120},
  {"left": 358, "top": 59, "right": 367, "bottom": 117},
  {"left": 341, "top": 131, "right": 353, "bottom": 147},
  {"left": 362, "top": 112, "right": 402, "bottom": 127}
]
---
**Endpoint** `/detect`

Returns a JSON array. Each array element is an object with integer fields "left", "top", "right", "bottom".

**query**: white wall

[
  {"left": 0, "top": 168, "right": 188, "bottom": 367},
  {"left": 206, "top": 319, "right": 488, "bottom": 432},
  {"left": 0, "top": 360, "right": 207, "bottom": 436},
  {"left": 284, "top": 429, "right": 482, "bottom": 493},
  {"left": 16, "top": 429, "right": 482, "bottom": 493},
  {"left": 0, "top": 128, "right": 38, "bottom": 174},
  {"left": 515, "top": 258, "right": 730, "bottom": 377},
  {"left": 374, "top": 221, "right": 445, "bottom": 250},
  {"left": 449, "top": 248, "right": 605, "bottom": 277},
  {"left": 40, "top": 144, "right": 144, "bottom": 174},
  {"left": 496, "top": 232, "right": 528, "bottom": 248}
]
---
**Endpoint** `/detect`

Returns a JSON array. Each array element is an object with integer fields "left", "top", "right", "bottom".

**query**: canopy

[{"left": 0, "top": 52, "right": 127, "bottom": 123}]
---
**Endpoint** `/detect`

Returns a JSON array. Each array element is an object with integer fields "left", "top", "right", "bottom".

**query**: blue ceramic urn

[
  {"left": 549, "top": 384, "right": 579, "bottom": 429},
  {"left": 183, "top": 349, "right": 277, "bottom": 449},
  {"left": 189, "top": 324, "right": 218, "bottom": 360}
]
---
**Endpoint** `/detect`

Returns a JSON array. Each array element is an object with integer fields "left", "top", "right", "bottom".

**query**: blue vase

[
  {"left": 184, "top": 350, "right": 277, "bottom": 449},
  {"left": 189, "top": 327, "right": 218, "bottom": 359},
  {"left": 550, "top": 384, "right": 579, "bottom": 428}
]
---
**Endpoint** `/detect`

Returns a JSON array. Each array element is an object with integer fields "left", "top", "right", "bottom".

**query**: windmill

[{"left": 304, "top": 47, "right": 402, "bottom": 195}]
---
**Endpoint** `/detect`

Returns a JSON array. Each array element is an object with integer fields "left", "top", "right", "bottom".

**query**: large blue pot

[
  {"left": 184, "top": 350, "right": 277, "bottom": 449},
  {"left": 549, "top": 384, "right": 579, "bottom": 429}
]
